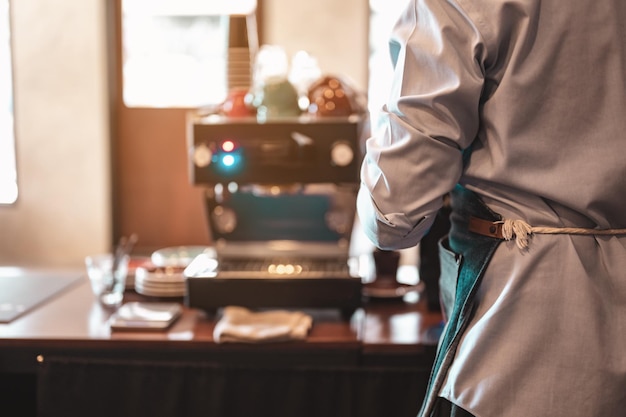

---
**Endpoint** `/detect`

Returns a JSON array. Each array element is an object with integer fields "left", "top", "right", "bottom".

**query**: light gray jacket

[{"left": 358, "top": 0, "right": 626, "bottom": 415}]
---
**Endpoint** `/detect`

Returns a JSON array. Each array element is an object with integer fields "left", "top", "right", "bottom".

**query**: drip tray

[{"left": 185, "top": 276, "right": 362, "bottom": 318}]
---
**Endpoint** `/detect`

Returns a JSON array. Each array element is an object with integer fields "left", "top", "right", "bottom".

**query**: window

[
  {"left": 0, "top": 0, "right": 17, "bottom": 204},
  {"left": 121, "top": 0, "right": 257, "bottom": 108},
  {"left": 368, "top": 0, "right": 410, "bottom": 120}
]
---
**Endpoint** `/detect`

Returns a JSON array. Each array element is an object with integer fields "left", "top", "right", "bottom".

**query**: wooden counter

[{"left": 0, "top": 267, "right": 443, "bottom": 417}]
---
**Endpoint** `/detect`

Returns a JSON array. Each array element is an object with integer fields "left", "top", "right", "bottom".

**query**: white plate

[
  {"left": 136, "top": 281, "right": 185, "bottom": 290},
  {"left": 135, "top": 283, "right": 185, "bottom": 297},
  {"left": 135, "top": 266, "right": 186, "bottom": 284},
  {"left": 151, "top": 246, "right": 214, "bottom": 268}
]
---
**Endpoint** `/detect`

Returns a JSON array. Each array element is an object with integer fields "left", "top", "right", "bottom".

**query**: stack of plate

[
  {"left": 126, "top": 256, "right": 152, "bottom": 289},
  {"left": 135, "top": 246, "right": 213, "bottom": 298},
  {"left": 134, "top": 266, "right": 186, "bottom": 298},
  {"left": 151, "top": 246, "right": 213, "bottom": 269}
]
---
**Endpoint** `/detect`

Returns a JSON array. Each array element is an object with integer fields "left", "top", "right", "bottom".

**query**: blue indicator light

[
  {"left": 222, "top": 154, "right": 235, "bottom": 167},
  {"left": 215, "top": 150, "right": 243, "bottom": 174},
  {"left": 212, "top": 140, "right": 244, "bottom": 176}
]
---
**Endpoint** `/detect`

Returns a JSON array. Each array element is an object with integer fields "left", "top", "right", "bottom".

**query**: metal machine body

[
  {"left": 188, "top": 114, "right": 363, "bottom": 185},
  {"left": 185, "top": 113, "right": 364, "bottom": 316}
]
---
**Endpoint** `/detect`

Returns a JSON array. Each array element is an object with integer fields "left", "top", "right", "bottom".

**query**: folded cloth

[{"left": 213, "top": 306, "right": 313, "bottom": 343}]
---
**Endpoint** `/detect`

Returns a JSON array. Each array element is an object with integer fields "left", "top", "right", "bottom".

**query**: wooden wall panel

[{"left": 114, "top": 108, "right": 211, "bottom": 253}]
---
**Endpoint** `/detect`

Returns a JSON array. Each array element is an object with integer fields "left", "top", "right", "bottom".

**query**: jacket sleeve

[{"left": 357, "top": 0, "right": 487, "bottom": 250}]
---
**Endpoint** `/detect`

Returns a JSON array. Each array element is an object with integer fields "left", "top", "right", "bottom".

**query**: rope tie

[{"left": 499, "top": 219, "right": 626, "bottom": 250}]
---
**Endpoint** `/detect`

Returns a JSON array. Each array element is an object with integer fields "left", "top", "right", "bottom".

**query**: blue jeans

[{"left": 419, "top": 184, "right": 503, "bottom": 417}]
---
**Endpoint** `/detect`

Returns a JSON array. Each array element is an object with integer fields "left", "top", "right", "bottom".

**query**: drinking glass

[{"left": 85, "top": 254, "right": 129, "bottom": 308}]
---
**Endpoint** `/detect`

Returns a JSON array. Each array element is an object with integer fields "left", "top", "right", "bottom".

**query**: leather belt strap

[
  {"left": 468, "top": 216, "right": 505, "bottom": 240},
  {"left": 469, "top": 215, "right": 626, "bottom": 249}
]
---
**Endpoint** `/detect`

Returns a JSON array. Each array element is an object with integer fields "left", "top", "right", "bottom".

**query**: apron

[{"left": 419, "top": 184, "right": 503, "bottom": 417}]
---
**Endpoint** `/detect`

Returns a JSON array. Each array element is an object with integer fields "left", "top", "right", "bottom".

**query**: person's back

[
  {"left": 464, "top": 0, "right": 626, "bottom": 229},
  {"left": 357, "top": 0, "right": 626, "bottom": 416}
]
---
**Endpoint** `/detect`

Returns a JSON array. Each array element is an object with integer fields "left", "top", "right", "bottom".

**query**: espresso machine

[{"left": 184, "top": 113, "right": 365, "bottom": 316}]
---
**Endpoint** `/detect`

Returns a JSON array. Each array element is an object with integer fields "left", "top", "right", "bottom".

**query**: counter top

[{"left": 0, "top": 266, "right": 443, "bottom": 372}]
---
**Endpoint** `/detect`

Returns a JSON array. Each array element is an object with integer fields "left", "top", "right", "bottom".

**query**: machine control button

[
  {"left": 211, "top": 205, "right": 237, "bottom": 234},
  {"left": 330, "top": 141, "right": 354, "bottom": 167},
  {"left": 193, "top": 143, "right": 212, "bottom": 167}
]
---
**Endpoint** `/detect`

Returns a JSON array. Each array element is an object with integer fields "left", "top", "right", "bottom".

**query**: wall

[
  {"left": 263, "top": 0, "right": 369, "bottom": 91},
  {"left": 0, "top": 0, "right": 111, "bottom": 267},
  {"left": 0, "top": 0, "right": 369, "bottom": 267}
]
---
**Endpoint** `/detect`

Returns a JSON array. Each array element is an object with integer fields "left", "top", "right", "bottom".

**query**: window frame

[{"left": 0, "top": 0, "right": 17, "bottom": 205}]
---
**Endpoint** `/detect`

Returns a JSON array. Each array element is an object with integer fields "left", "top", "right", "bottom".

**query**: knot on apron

[{"left": 500, "top": 219, "right": 533, "bottom": 249}]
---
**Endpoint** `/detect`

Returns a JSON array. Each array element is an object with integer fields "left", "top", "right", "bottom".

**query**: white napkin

[{"left": 213, "top": 306, "right": 313, "bottom": 343}]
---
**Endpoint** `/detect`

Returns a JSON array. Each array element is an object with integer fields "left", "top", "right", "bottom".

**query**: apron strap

[{"left": 469, "top": 216, "right": 626, "bottom": 250}]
